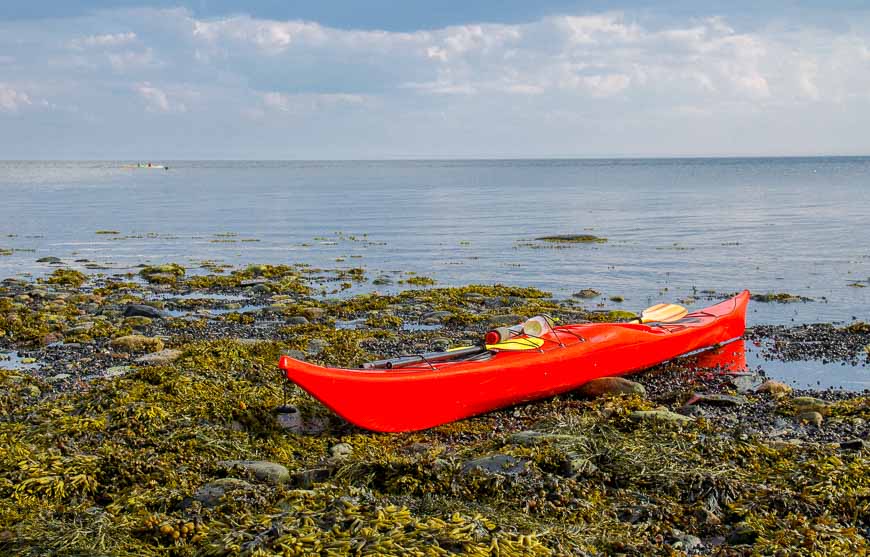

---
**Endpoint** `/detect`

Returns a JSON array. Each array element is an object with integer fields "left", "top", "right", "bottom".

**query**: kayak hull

[{"left": 279, "top": 291, "right": 750, "bottom": 432}]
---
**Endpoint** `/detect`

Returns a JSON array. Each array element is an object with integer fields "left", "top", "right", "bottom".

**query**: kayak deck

[{"left": 279, "top": 290, "right": 750, "bottom": 432}]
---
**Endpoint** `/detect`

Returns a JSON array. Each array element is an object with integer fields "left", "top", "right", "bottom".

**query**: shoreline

[{"left": 1, "top": 262, "right": 868, "bottom": 554}]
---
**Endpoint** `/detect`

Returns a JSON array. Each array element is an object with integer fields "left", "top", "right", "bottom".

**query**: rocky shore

[{"left": 1, "top": 263, "right": 868, "bottom": 555}]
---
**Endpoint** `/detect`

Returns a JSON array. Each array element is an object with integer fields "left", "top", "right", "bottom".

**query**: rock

[
  {"left": 123, "top": 304, "right": 167, "bottom": 319},
  {"left": 123, "top": 316, "right": 153, "bottom": 328},
  {"left": 66, "top": 322, "right": 95, "bottom": 335},
  {"left": 135, "top": 349, "right": 183, "bottom": 366},
  {"left": 251, "top": 284, "right": 271, "bottom": 295},
  {"left": 462, "top": 454, "right": 527, "bottom": 477},
  {"left": 274, "top": 405, "right": 302, "bottom": 431},
  {"left": 726, "top": 523, "right": 759, "bottom": 545},
  {"left": 755, "top": 379, "right": 793, "bottom": 397},
  {"left": 629, "top": 410, "right": 694, "bottom": 424},
  {"left": 240, "top": 278, "right": 269, "bottom": 287},
  {"left": 109, "top": 335, "right": 165, "bottom": 354},
  {"left": 422, "top": 310, "right": 454, "bottom": 324},
  {"left": 46, "top": 373, "right": 72, "bottom": 383},
  {"left": 727, "top": 373, "right": 763, "bottom": 393},
  {"left": 104, "top": 366, "right": 134, "bottom": 377},
  {"left": 572, "top": 289, "right": 600, "bottom": 299},
  {"left": 797, "top": 410, "right": 823, "bottom": 427},
  {"left": 487, "top": 314, "right": 524, "bottom": 328},
  {"left": 330, "top": 443, "right": 353, "bottom": 460},
  {"left": 193, "top": 478, "right": 253, "bottom": 508},
  {"left": 36, "top": 256, "right": 62, "bottom": 263},
  {"left": 575, "top": 377, "right": 646, "bottom": 398},
  {"left": 431, "top": 338, "right": 451, "bottom": 351},
  {"left": 302, "top": 307, "right": 326, "bottom": 320},
  {"left": 218, "top": 460, "right": 290, "bottom": 485},
  {"left": 672, "top": 533, "right": 703, "bottom": 553},
  {"left": 290, "top": 467, "right": 334, "bottom": 488},
  {"left": 685, "top": 393, "right": 748, "bottom": 407},
  {"left": 792, "top": 396, "right": 831, "bottom": 415},
  {"left": 839, "top": 439, "right": 866, "bottom": 451},
  {"left": 285, "top": 316, "right": 309, "bottom": 325},
  {"left": 26, "top": 385, "right": 41, "bottom": 397},
  {"left": 139, "top": 264, "right": 185, "bottom": 284},
  {"left": 536, "top": 234, "right": 607, "bottom": 243}
]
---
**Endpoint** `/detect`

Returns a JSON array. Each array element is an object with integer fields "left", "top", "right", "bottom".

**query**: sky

[{"left": 1, "top": 1, "right": 870, "bottom": 159}]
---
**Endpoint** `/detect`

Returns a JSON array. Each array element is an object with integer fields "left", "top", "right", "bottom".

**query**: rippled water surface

[{"left": 1, "top": 158, "right": 869, "bottom": 327}]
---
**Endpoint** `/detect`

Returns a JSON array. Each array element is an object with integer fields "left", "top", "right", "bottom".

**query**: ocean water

[{"left": 0, "top": 158, "right": 869, "bottom": 325}]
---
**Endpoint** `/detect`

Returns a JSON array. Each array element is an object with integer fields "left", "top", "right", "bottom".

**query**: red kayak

[{"left": 279, "top": 290, "right": 750, "bottom": 432}]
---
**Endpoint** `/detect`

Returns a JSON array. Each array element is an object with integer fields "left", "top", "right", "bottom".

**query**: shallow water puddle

[
  {"left": 0, "top": 351, "right": 40, "bottom": 370},
  {"left": 682, "top": 339, "right": 869, "bottom": 391}
]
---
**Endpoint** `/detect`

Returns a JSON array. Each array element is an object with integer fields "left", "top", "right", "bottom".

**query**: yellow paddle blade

[
  {"left": 486, "top": 337, "right": 545, "bottom": 351},
  {"left": 639, "top": 303, "right": 688, "bottom": 324}
]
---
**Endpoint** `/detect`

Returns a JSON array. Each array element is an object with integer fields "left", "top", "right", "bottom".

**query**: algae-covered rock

[
  {"left": 572, "top": 289, "right": 600, "bottom": 298},
  {"left": 109, "top": 335, "right": 165, "bottom": 353},
  {"left": 139, "top": 264, "right": 185, "bottom": 284},
  {"left": 123, "top": 316, "right": 153, "bottom": 328},
  {"left": 462, "top": 454, "right": 527, "bottom": 477},
  {"left": 791, "top": 396, "right": 832, "bottom": 415},
  {"left": 575, "top": 377, "right": 646, "bottom": 398},
  {"left": 193, "top": 478, "right": 254, "bottom": 508},
  {"left": 329, "top": 443, "right": 353, "bottom": 460},
  {"left": 629, "top": 410, "right": 694, "bottom": 424},
  {"left": 45, "top": 268, "right": 86, "bottom": 287},
  {"left": 134, "top": 349, "right": 183, "bottom": 365},
  {"left": 756, "top": 379, "right": 793, "bottom": 397},
  {"left": 218, "top": 460, "right": 290, "bottom": 485},
  {"left": 797, "top": 410, "right": 824, "bottom": 426},
  {"left": 685, "top": 393, "right": 748, "bottom": 406}
]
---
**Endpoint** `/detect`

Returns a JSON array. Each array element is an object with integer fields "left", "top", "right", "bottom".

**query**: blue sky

[{"left": 1, "top": 2, "right": 870, "bottom": 158}]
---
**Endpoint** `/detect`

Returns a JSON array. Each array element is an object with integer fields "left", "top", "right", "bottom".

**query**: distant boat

[{"left": 121, "top": 163, "right": 169, "bottom": 170}]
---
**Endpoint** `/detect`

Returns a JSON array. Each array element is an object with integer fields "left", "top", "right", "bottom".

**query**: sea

[{"left": 1, "top": 158, "right": 868, "bottom": 388}]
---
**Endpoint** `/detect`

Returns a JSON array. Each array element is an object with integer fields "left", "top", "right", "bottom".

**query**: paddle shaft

[{"left": 360, "top": 345, "right": 487, "bottom": 370}]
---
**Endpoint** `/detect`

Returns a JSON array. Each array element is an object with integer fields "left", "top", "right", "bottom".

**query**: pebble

[{"left": 329, "top": 443, "right": 353, "bottom": 460}]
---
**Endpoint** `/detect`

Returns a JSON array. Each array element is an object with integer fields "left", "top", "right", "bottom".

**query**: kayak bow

[{"left": 279, "top": 290, "right": 750, "bottom": 432}]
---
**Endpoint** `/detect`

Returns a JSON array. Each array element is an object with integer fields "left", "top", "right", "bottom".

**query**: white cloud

[
  {"left": 71, "top": 32, "right": 137, "bottom": 49},
  {"left": 262, "top": 91, "right": 367, "bottom": 113},
  {"left": 0, "top": 85, "right": 32, "bottom": 113},
  {"left": 136, "top": 82, "right": 189, "bottom": 112}
]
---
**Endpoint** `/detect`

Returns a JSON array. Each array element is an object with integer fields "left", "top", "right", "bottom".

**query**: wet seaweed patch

[
  {"left": 751, "top": 292, "right": 814, "bottom": 303},
  {"left": 0, "top": 269, "right": 868, "bottom": 555},
  {"left": 95, "top": 230, "right": 120, "bottom": 235}
]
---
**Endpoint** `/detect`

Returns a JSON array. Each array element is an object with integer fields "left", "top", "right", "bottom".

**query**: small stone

[
  {"left": 47, "top": 373, "right": 72, "bottom": 383},
  {"left": 36, "top": 256, "right": 61, "bottom": 263},
  {"left": 462, "top": 454, "right": 527, "bottom": 477},
  {"left": 330, "top": 443, "right": 353, "bottom": 460},
  {"left": 135, "top": 349, "right": 183, "bottom": 366},
  {"left": 797, "top": 410, "right": 823, "bottom": 427},
  {"left": 240, "top": 278, "right": 269, "bottom": 287},
  {"left": 422, "top": 310, "right": 454, "bottom": 323},
  {"left": 123, "top": 304, "right": 167, "bottom": 319},
  {"left": 629, "top": 410, "right": 694, "bottom": 424},
  {"left": 285, "top": 316, "right": 309, "bottom": 325},
  {"left": 572, "top": 289, "right": 600, "bottom": 299},
  {"left": 109, "top": 335, "right": 165, "bottom": 354},
  {"left": 755, "top": 380, "right": 793, "bottom": 397},
  {"left": 672, "top": 533, "right": 703, "bottom": 553},
  {"left": 576, "top": 377, "right": 646, "bottom": 398},
  {"left": 218, "top": 460, "right": 290, "bottom": 485}
]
